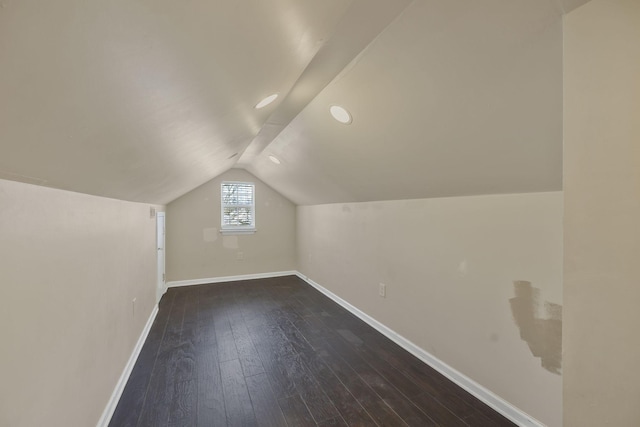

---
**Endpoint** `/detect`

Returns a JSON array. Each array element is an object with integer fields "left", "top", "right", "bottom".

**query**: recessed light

[
  {"left": 255, "top": 93, "right": 279, "bottom": 109},
  {"left": 330, "top": 105, "right": 352, "bottom": 124},
  {"left": 268, "top": 155, "right": 281, "bottom": 165}
]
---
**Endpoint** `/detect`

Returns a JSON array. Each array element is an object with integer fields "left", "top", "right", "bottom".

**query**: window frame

[{"left": 220, "top": 181, "right": 256, "bottom": 234}]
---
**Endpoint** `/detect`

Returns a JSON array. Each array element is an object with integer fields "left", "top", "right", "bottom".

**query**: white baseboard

[
  {"left": 166, "top": 270, "right": 297, "bottom": 288},
  {"left": 295, "top": 272, "right": 546, "bottom": 427},
  {"left": 96, "top": 304, "right": 159, "bottom": 427}
]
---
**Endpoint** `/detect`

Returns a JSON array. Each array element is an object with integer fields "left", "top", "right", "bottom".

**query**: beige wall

[
  {"left": 297, "top": 192, "right": 563, "bottom": 426},
  {"left": 564, "top": 1, "right": 640, "bottom": 425},
  {"left": 166, "top": 168, "right": 296, "bottom": 281},
  {"left": 0, "top": 179, "right": 158, "bottom": 427}
]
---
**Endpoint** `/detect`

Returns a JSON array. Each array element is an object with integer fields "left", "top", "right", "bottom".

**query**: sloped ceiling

[{"left": 0, "top": 0, "right": 589, "bottom": 205}]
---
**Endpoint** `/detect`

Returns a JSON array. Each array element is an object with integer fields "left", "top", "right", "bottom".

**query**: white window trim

[
  {"left": 220, "top": 228, "right": 256, "bottom": 235},
  {"left": 220, "top": 181, "right": 256, "bottom": 234}
]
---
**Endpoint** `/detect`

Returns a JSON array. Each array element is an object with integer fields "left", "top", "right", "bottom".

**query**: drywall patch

[
  {"left": 457, "top": 259, "right": 468, "bottom": 277},
  {"left": 203, "top": 228, "right": 218, "bottom": 242},
  {"left": 222, "top": 235, "right": 238, "bottom": 249},
  {"left": 510, "top": 280, "right": 562, "bottom": 375}
]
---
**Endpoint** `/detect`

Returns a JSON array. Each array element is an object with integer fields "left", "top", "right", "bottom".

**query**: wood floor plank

[
  {"left": 195, "top": 344, "right": 226, "bottom": 427},
  {"left": 317, "top": 416, "right": 349, "bottom": 427},
  {"left": 277, "top": 316, "right": 316, "bottom": 357},
  {"left": 167, "top": 379, "right": 197, "bottom": 427},
  {"left": 229, "top": 315, "right": 265, "bottom": 378},
  {"left": 252, "top": 345, "right": 297, "bottom": 399},
  {"left": 175, "top": 291, "right": 197, "bottom": 384},
  {"left": 299, "top": 349, "right": 379, "bottom": 426},
  {"left": 358, "top": 331, "right": 487, "bottom": 419},
  {"left": 195, "top": 292, "right": 217, "bottom": 347},
  {"left": 318, "top": 343, "right": 409, "bottom": 427},
  {"left": 461, "top": 400, "right": 515, "bottom": 426},
  {"left": 108, "top": 357, "right": 156, "bottom": 427},
  {"left": 285, "top": 352, "right": 341, "bottom": 423},
  {"left": 220, "top": 358, "right": 258, "bottom": 427},
  {"left": 463, "top": 412, "right": 501, "bottom": 426},
  {"left": 247, "top": 325, "right": 298, "bottom": 399},
  {"left": 137, "top": 290, "right": 187, "bottom": 427},
  {"left": 136, "top": 351, "right": 177, "bottom": 427},
  {"left": 329, "top": 335, "right": 425, "bottom": 399},
  {"left": 245, "top": 373, "right": 288, "bottom": 427},
  {"left": 214, "top": 314, "right": 239, "bottom": 363},
  {"left": 278, "top": 394, "right": 316, "bottom": 427},
  {"left": 325, "top": 337, "right": 436, "bottom": 426},
  {"left": 410, "top": 392, "right": 469, "bottom": 427}
]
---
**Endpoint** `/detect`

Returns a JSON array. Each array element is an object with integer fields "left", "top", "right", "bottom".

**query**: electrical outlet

[
  {"left": 237, "top": 251, "right": 244, "bottom": 260},
  {"left": 379, "top": 283, "right": 386, "bottom": 298}
]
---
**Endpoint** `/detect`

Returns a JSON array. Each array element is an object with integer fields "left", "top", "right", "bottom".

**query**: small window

[{"left": 221, "top": 181, "right": 255, "bottom": 233}]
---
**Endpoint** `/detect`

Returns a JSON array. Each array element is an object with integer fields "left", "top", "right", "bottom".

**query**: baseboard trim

[
  {"left": 167, "top": 270, "right": 298, "bottom": 288},
  {"left": 96, "top": 304, "right": 159, "bottom": 427},
  {"left": 295, "top": 272, "right": 545, "bottom": 427}
]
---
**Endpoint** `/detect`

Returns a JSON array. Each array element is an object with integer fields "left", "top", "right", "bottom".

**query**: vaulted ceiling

[{"left": 0, "top": 0, "right": 589, "bottom": 205}]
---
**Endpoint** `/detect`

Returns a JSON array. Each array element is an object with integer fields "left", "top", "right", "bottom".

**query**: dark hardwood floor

[{"left": 109, "top": 276, "right": 516, "bottom": 427}]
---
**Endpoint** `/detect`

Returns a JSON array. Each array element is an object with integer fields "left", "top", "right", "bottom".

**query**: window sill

[{"left": 220, "top": 228, "right": 256, "bottom": 235}]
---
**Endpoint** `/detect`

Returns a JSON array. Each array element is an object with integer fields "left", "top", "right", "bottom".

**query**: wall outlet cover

[{"left": 379, "top": 283, "right": 386, "bottom": 297}]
